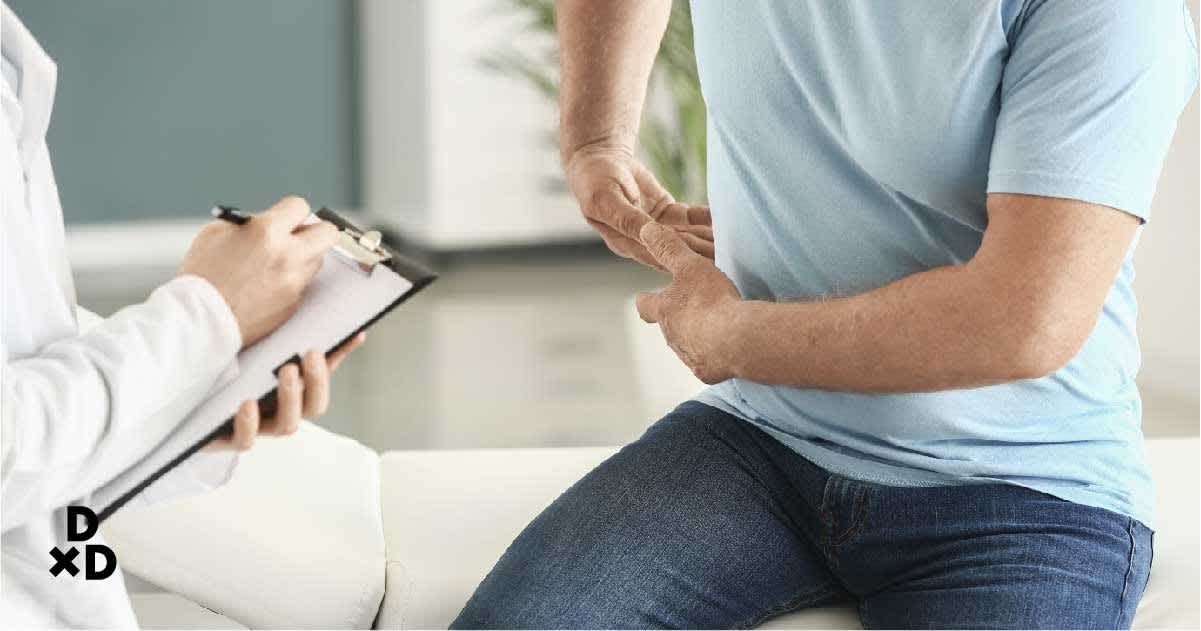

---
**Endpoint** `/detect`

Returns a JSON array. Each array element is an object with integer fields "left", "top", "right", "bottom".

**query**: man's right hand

[
  {"left": 179, "top": 196, "right": 338, "bottom": 346},
  {"left": 566, "top": 144, "right": 713, "bottom": 269}
]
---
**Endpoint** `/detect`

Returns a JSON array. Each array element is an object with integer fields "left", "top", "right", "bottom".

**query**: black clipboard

[{"left": 94, "top": 209, "right": 435, "bottom": 523}]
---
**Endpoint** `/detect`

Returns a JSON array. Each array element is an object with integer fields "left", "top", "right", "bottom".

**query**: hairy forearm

[
  {"left": 721, "top": 263, "right": 1079, "bottom": 393},
  {"left": 711, "top": 195, "right": 1139, "bottom": 393},
  {"left": 557, "top": 0, "right": 671, "bottom": 162}
]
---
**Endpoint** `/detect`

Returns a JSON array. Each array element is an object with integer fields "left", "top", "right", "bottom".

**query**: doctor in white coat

[{"left": 1, "top": 3, "right": 364, "bottom": 627}]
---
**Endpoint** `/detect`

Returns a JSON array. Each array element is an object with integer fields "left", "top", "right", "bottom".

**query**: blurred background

[{"left": 9, "top": 0, "right": 1198, "bottom": 452}]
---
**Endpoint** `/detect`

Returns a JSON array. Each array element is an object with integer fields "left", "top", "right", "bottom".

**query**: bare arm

[
  {"left": 557, "top": 1, "right": 713, "bottom": 268},
  {"left": 557, "top": 0, "right": 672, "bottom": 162},
  {"left": 637, "top": 194, "right": 1139, "bottom": 392}
]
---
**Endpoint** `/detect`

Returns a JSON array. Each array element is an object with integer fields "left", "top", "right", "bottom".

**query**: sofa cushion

[
  {"left": 1128, "top": 436, "right": 1200, "bottom": 629},
  {"left": 102, "top": 422, "right": 385, "bottom": 629},
  {"left": 379, "top": 438, "right": 1198, "bottom": 629},
  {"left": 377, "top": 447, "right": 617, "bottom": 628}
]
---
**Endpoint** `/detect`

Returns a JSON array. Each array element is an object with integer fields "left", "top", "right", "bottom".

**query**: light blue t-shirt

[{"left": 690, "top": 0, "right": 1197, "bottom": 528}]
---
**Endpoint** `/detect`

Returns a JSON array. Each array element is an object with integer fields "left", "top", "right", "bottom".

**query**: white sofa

[
  {"left": 104, "top": 309, "right": 1201, "bottom": 629},
  {"left": 102, "top": 428, "right": 1201, "bottom": 629}
]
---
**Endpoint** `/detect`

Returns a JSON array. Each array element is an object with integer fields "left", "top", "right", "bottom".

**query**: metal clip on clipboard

[{"left": 315, "top": 207, "right": 392, "bottom": 274}]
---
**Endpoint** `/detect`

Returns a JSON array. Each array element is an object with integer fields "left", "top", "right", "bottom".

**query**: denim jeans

[{"left": 452, "top": 402, "right": 1153, "bottom": 629}]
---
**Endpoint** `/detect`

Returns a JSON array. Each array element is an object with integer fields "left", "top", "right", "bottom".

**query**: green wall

[{"left": 8, "top": 0, "right": 359, "bottom": 224}]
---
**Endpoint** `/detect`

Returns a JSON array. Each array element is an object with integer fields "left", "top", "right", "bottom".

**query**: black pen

[{"left": 211, "top": 205, "right": 251, "bottom": 225}]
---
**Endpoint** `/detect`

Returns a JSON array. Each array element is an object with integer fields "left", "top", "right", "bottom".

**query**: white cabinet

[{"left": 358, "top": 0, "right": 595, "bottom": 250}]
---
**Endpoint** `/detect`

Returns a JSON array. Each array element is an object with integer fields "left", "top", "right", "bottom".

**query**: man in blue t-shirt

[{"left": 454, "top": 2, "right": 1198, "bottom": 629}]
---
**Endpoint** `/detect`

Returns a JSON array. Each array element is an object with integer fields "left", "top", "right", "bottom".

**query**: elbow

[{"left": 1001, "top": 316, "right": 1091, "bottom": 381}]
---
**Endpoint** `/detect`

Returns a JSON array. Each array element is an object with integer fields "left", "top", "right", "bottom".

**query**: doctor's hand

[
  {"left": 206, "top": 332, "right": 366, "bottom": 451},
  {"left": 566, "top": 144, "right": 713, "bottom": 269},
  {"left": 179, "top": 196, "right": 339, "bottom": 347},
  {"left": 636, "top": 224, "right": 742, "bottom": 385}
]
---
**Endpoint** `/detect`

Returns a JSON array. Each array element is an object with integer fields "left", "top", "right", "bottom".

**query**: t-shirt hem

[{"left": 692, "top": 385, "right": 1154, "bottom": 529}]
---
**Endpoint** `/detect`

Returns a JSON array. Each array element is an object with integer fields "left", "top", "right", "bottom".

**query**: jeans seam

[
  {"left": 832, "top": 486, "right": 870, "bottom": 547},
  {"left": 1116, "top": 519, "right": 1137, "bottom": 628},
  {"left": 819, "top": 479, "right": 837, "bottom": 556},
  {"left": 735, "top": 584, "right": 839, "bottom": 630}
]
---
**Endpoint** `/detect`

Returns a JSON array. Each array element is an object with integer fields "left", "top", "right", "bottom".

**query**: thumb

[
  {"left": 636, "top": 291, "right": 662, "bottom": 323},
  {"left": 640, "top": 223, "right": 698, "bottom": 274}
]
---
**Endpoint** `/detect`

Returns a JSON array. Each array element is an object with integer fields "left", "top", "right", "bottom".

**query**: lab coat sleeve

[
  {"left": 72, "top": 306, "right": 241, "bottom": 511},
  {"left": 0, "top": 275, "right": 242, "bottom": 532}
]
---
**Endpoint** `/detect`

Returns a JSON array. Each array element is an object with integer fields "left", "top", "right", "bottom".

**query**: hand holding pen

[
  {"left": 179, "top": 196, "right": 365, "bottom": 449},
  {"left": 183, "top": 195, "right": 336, "bottom": 345}
]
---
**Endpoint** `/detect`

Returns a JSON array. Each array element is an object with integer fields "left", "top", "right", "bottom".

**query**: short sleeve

[{"left": 988, "top": 0, "right": 1198, "bottom": 221}]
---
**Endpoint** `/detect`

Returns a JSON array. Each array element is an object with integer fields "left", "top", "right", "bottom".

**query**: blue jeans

[{"left": 452, "top": 402, "right": 1153, "bottom": 629}]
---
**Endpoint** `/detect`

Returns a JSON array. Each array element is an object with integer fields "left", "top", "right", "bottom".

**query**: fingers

[
  {"left": 229, "top": 399, "right": 260, "bottom": 451},
  {"left": 294, "top": 220, "right": 339, "bottom": 257},
  {"left": 261, "top": 195, "right": 313, "bottom": 233},
  {"left": 672, "top": 223, "right": 714, "bottom": 242},
  {"left": 650, "top": 202, "right": 711, "bottom": 230},
  {"left": 678, "top": 231, "right": 715, "bottom": 260},
  {"left": 640, "top": 222, "right": 702, "bottom": 274},
  {"left": 268, "top": 363, "right": 304, "bottom": 436},
  {"left": 328, "top": 332, "right": 366, "bottom": 372},
  {"left": 636, "top": 291, "right": 662, "bottom": 323},
  {"left": 588, "top": 186, "right": 652, "bottom": 241},
  {"left": 631, "top": 164, "right": 675, "bottom": 211},
  {"left": 589, "top": 219, "right": 666, "bottom": 270},
  {"left": 300, "top": 350, "right": 330, "bottom": 418}
]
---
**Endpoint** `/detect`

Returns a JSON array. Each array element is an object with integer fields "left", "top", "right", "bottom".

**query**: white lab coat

[{"left": 1, "top": 4, "right": 244, "bottom": 627}]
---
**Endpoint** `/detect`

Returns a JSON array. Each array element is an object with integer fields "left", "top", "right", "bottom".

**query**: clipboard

[{"left": 94, "top": 208, "right": 436, "bottom": 523}]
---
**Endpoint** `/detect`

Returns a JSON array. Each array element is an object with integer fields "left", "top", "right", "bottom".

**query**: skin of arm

[
  {"left": 557, "top": 0, "right": 672, "bottom": 163},
  {"left": 636, "top": 193, "right": 1140, "bottom": 393},
  {"left": 557, "top": 0, "right": 715, "bottom": 268}
]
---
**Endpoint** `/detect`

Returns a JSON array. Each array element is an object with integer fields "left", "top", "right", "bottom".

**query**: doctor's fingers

[
  {"left": 278, "top": 222, "right": 338, "bottom": 288},
  {"left": 229, "top": 399, "right": 261, "bottom": 451},
  {"left": 260, "top": 195, "right": 314, "bottom": 233},
  {"left": 293, "top": 219, "right": 339, "bottom": 257},
  {"left": 266, "top": 363, "right": 305, "bottom": 436},
  {"left": 300, "top": 350, "right": 331, "bottom": 418}
]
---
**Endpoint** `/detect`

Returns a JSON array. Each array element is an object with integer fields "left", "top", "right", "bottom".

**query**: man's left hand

[{"left": 636, "top": 223, "right": 742, "bottom": 384}]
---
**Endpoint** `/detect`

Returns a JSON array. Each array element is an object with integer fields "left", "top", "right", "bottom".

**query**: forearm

[
  {"left": 722, "top": 262, "right": 1075, "bottom": 393},
  {"left": 1, "top": 276, "right": 240, "bottom": 530},
  {"left": 557, "top": 0, "right": 671, "bottom": 161}
]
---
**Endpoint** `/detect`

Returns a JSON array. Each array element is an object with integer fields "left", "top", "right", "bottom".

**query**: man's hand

[
  {"left": 206, "top": 332, "right": 366, "bottom": 451},
  {"left": 636, "top": 223, "right": 742, "bottom": 383},
  {"left": 179, "top": 196, "right": 339, "bottom": 346},
  {"left": 567, "top": 144, "right": 713, "bottom": 269}
]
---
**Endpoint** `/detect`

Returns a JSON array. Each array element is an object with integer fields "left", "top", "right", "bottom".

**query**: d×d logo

[{"left": 48, "top": 506, "right": 116, "bottom": 580}]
